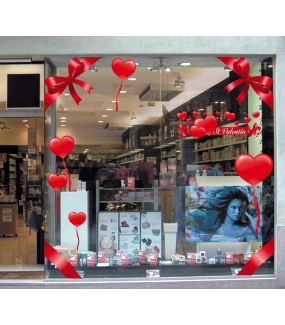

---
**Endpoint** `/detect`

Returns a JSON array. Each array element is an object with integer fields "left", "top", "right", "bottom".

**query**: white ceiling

[{"left": 47, "top": 55, "right": 269, "bottom": 153}]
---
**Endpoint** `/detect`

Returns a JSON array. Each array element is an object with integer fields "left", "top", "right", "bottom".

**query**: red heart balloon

[
  {"left": 177, "top": 111, "right": 187, "bottom": 120},
  {"left": 252, "top": 112, "right": 260, "bottom": 118},
  {"left": 203, "top": 112, "right": 207, "bottom": 115},
  {"left": 216, "top": 111, "right": 220, "bottom": 115},
  {"left": 192, "top": 111, "right": 199, "bottom": 117},
  {"left": 189, "top": 126, "right": 205, "bottom": 139},
  {"left": 225, "top": 112, "right": 235, "bottom": 121},
  {"left": 244, "top": 117, "right": 251, "bottom": 123},
  {"left": 48, "top": 174, "right": 68, "bottom": 191},
  {"left": 111, "top": 59, "right": 136, "bottom": 80},
  {"left": 243, "top": 112, "right": 246, "bottom": 114},
  {"left": 235, "top": 154, "right": 273, "bottom": 186},
  {"left": 68, "top": 212, "right": 86, "bottom": 228},
  {"left": 49, "top": 136, "right": 74, "bottom": 159},
  {"left": 194, "top": 115, "right": 217, "bottom": 136},
  {"left": 234, "top": 121, "right": 239, "bottom": 125},
  {"left": 187, "top": 118, "right": 192, "bottom": 123},
  {"left": 220, "top": 119, "right": 224, "bottom": 122}
]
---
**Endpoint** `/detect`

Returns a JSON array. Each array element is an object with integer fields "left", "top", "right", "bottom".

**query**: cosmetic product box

[
  {"left": 150, "top": 253, "right": 158, "bottom": 265},
  {"left": 199, "top": 251, "right": 206, "bottom": 257},
  {"left": 98, "top": 252, "right": 106, "bottom": 263},
  {"left": 195, "top": 257, "right": 202, "bottom": 264},
  {"left": 208, "top": 258, "right": 216, "bottom": 264},
  {"left": 226, "top": 252, "right": 234, "bottom": 264},
  {"left": 187, "top": 253, "right": 195, "bottom": 264},
  {"left": 160, "top": 162, "right": 167, "bottom": 173},
  {"left": 233, "top": 253, "right": 244, "bottom": 263}
]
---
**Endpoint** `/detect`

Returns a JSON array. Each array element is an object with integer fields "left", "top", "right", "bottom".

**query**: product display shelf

[
  {"left": 117, "top": 158, "right": 144, "bottom": 166},
  {"left": 107, "top": 149, "right": 144, "bottom": 163},
  {"left": 25, "top": 179, "right": 41, "bottom": 222},
  {"left": 96, "top": 180, "right": 159, "bottom": 212},
  {"left": 46, "top": 260, "right": 274, "bottom": 279},
  {"left": 193, "top": 139, "right": 248, "bottom": 153}
]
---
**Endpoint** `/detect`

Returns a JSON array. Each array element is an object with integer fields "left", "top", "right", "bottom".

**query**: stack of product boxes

[{"left": 159, "top": 158, "right": 177, "bottom": 187}]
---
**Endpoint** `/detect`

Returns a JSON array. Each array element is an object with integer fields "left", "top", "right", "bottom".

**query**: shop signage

[{"left": 2, "top": 208, "right": 12, "bottom": 222}]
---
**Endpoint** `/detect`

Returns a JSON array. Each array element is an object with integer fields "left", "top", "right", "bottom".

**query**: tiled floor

[{"left": 0, "top": 215, "right": 44, "bottom": 276}]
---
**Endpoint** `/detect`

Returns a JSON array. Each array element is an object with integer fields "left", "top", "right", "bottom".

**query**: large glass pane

[{"left": 44, "top": 55, "right": 274, "bottom": 279}]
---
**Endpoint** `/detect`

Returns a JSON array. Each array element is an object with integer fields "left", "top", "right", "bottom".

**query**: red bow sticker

[
  {"left": 217, "top": 57, "right": 274, "bottom": 111},
  {"left": 44, "top": 57, "right": 102, "bottom": 112}
]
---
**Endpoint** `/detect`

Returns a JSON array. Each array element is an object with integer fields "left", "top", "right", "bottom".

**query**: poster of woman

[{"left": 185, "top": 186, "right": 274, "bottom": 243}]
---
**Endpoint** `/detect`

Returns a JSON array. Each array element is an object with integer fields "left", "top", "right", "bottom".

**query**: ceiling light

[
  {"left": 128, "top": 77, "right": 137, "bottom": 80},
  {"left": 22, "top": 120, "right": 28, "bottom": 122},
  {"left": 149, "top": 57, "right": 172, "bottom": 72},
  {"left": 146, "top": 67, "right": 152, "bottom": 70},
  {"left": 120, "top": 90, "right": 127, "bottom": 93},
  {"left": 179, "top": 62, "right": 192, "bottom": 66},
  {"left": 61, "top": 125, "right": 66, "bottom": 126},
  {"left": 89, "top": 65, "right": 98, "bottom": 72},
  {"left": 102, "top": 115, "right": 107, "bottom": 117},
  {"left": 268, "top": 64, "right": 273, "bottom": 68},
  {"left": 25, "top": 125, "right": 29, "bottom": 127},
  {"left": 135, "top": 62, "right": 140, "bottom": 66},
  {"left": 98, "top": 121, "right": 103, "bottom": 123},
  {"left": 0, "top": 58, "right": 31, "bottom": 63},
  {"left": 61, "top": 117, "right": 66, "bottom": 119},
  {"left": 112, "top": 100, "right": 119, "bottom": 103},
  {"left": 64, "top": 108, "right": 67, "bottom": 111},
  {"left": 174, "top": 74, "right": 185, "bottom": 88},
  {"left": 106, "top": 108, "right": 113, "bottom": 111}
]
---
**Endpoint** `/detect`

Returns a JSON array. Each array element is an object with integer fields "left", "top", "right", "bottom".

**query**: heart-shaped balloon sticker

[
  {"left": 243, "top": 112, "right": 246, "bottom": 114},
  {"left": 252, "top": 112, "right": 260, "bottom": 118},
  {"left": 192, "top": 111, "right": 199, "bottom": 117},
  {"left": 235, "top": 154, "right": 273, "bottom": 238},
  {"left": 225, "top": 112, "right": 235, "bottom": 121},
  {"left": 68, "top": 212, "right": 87, "bottom": 250},
  {"left": 194, "top": 115, "right": 217, "bottom": 136},
  {"left": 234, "top": 121, "right": 239, "bottom": 125},
  {"left": 188, "top": 126, "right": 205, "bottom": 139},
  {"left": 112, "top": 58, "right": 136, "bottom": 111},
  {"left": 203, "top": 112, "right": 207, "bottom": 115},
  {"left": 187, "top": 118, "right": 192, "bottom": 123},
  {"left": 48, "top": 173, "right": 68, "bottom": 218},
  {"left": 49, "top": 136, "right": 74, "bottom": 159},
  {"left": 220, "top": 119, "right": 224, "bottom": 122},
  {"left": 177, "top": 111, "right": 187, "bottom": 121},
  {"left": 244, "top": 117, "right": 251, "bottom": 123},
  {"left": 216, "top": 111, "right": 220, "bottom": 115}
]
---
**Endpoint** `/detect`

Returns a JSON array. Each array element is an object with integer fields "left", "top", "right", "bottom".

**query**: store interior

[{"left": 0, "top": 55, "right": 274, "bottom": 278}]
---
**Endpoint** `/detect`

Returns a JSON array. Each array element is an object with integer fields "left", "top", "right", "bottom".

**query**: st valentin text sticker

[{"left": 112, "top": 59, "right": 136, "bottom": 111}]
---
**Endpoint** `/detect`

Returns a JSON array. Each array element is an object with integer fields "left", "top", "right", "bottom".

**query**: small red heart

[
  {"left": 189, "top": 126, "right": 206, "bottom": 139},
  {"left": 244, "top": 117, "right": 251, "bottom": 123},
  {"left": 234, "top": 121, "right": 239, "bottom": 125},
  {"left": 235, "top": 154, "right": 273, "bottom": 186},
  {"left": 111, "top": 59, "right": 136, "bottom": 80},
  {"left": 194, "top": 115, "right": 218, "bottom": 136},
  {"left": 216, "top": 111, "right": 220, "bottom": 115},
  {"left": 225, "top": 112, "right": 235, "bottom": 121},
  {"left": 68, "top": 212, "right": 86, "bottom": 228},
  {"left": 243, "top": 112, "right": 246, "bottom": 114},
  {"left": 187, "top": 118, "right": 192, "bottom": 123},
  {"left": 177, "top": 111, "right": 187, "bottom": 121},
  {"left": 257, "top": 133, "right": 260, "bottom": 136},
  {"left": 252, "top": 112, "right": 260, "bottom": 118},
  {"left": 193, "top": 111, "right": 199, "bottom": 117},
  {"left": 220, "top": 119, "right": 224, "bottom": 122},
  {"left": 49, "top": 136, "right": 74, "bottom": 159},
  {"left": 48, "top": 174, "right": 68, "bottom": 191},
  {"left": 203, "top": 112, "right": 207, "bottom": 115}
]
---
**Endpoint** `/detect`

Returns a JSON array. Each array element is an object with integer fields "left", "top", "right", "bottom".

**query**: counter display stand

[{"left": 0, "top": 202, "right": 18, "bottom": 236}]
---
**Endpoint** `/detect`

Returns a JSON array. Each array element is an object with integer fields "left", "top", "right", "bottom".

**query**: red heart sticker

[
  {"left": 194, "top": 115, "right": 217, "bottom": 136},
  {"left": 68, "top": 212, "right": 86, "bottom": 228},
  {"left": 193, "top": 111, "right": 199, "bottom": 117},
  {"left": 216, "top": 111, "right": 220, "bottom": 115},
  {"left": 177, "top": 111, "right": 187, "bottom": 120},
  {"left": 187, "top": 118, "right": 192, "bottom": 123},
  {"left": 49, "top": 136, "right": 74, "bottom": 159},
  {"left": 243, "top": 112, "right": 246, "bottom": 114},
  {"left": 244, "top": 117, "right": 251, "bottom": 123},
  {"left": 111, "top": 59, "right": 136, "bottom": 80},
  {"left": 234, "top": 121, "right": 239, "bottom": 125},
  {"left": 189, "top": 126, "right": 205, "bottom": 139},
  {"left": 252, "top": 112, "right": 260, "bottom": 118},
  {"left": 225, "top": 112, "right": 235, "bottom": 121},
  {"left": 48, "top": 174, "right": 68, "bottom": 191},
  {"left": 203, "top": 112, "right": 207, "bottom": 115},
  {"left": 220, "top": 119, "right": 224, "bottom": 122},
  {"left": 235, "top": 154, "right": 273, "bottom": 186}
]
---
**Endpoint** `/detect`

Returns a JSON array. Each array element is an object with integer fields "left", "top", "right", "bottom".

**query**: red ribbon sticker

[
  {"left": 44, "top": 240, "right": 82, "bottom": 279},
  {"left": 237, "top": 237, "right": 274, "bottom": 275},
  {"left": 217, "top": 57, "right": 274, "bottom": 111},
  {"left": 44, "top": 57, "right": 102, "bottom": 112}
]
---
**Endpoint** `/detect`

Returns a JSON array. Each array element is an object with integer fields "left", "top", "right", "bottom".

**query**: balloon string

[
  {"left": 76, "top": 227, "right": 79, "bottom": 251},
  {"left": 116, "top": 81, "right": 123, "bottom": 111},
  {"left": 252, "top": 186, "right": 260, "bottom": 238},
  {"left": 63, "top": 159, "right": 71, "bottom": 191},
  {"left": 55, "top": 191, "right": 58, "bottom": 218}
]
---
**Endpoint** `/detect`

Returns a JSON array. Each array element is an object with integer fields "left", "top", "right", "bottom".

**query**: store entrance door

[{"left": 0, "top": 117, "right": 45, "bottom": 279}]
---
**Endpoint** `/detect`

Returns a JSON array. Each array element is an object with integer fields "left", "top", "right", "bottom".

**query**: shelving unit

[{"left": 25, "top": 179, "right": 42, "bottom": 222}]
